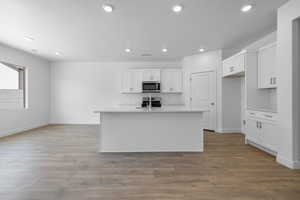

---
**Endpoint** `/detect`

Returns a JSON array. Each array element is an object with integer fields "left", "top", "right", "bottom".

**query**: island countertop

[{"left": 94, "top": 106, "right": 208, "bottom": 113}]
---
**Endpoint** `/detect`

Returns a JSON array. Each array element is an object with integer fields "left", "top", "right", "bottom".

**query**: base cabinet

[{"left": 246, "top": 111, "right": 278, "bottom": 154}]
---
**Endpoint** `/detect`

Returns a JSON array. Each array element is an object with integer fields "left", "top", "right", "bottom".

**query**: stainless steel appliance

[
  {"left": 142, "top": 81, "right": 160, "bottom": 93},
  {"left": 141, "top": 97, "right": 162, "bottom": 108}
]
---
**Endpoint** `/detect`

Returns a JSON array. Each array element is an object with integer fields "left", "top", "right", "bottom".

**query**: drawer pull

[{"left": 264, "top": 114, "right": 273, "bottom": 118}]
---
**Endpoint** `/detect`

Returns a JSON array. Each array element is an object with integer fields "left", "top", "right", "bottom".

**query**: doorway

[{"left": 190, "top": 71, "right": 216, "bottom": 131}]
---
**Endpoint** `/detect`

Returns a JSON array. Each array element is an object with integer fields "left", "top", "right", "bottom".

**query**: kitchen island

[{"left": 94, "top": 107, "right": 207, "bottom": 152}]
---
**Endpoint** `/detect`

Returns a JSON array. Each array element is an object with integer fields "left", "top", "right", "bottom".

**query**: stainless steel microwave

[{"left": 142, "top": 82, "right": 160, "bottom": 93}]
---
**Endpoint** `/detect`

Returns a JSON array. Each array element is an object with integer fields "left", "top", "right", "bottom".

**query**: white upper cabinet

[
  {"left": 223, "top": 51, "right": 245, "bottom": 77},
  {"left": 161, "top": 69, "right": 183, "bottom": 93},
  {"left": 258, "top": 43, "right": 277, "bottom": 89},
  {"left": 142, "top": 69, "right": 160, "bottom": 82},
  {"left": 121, "top": 70, "right": 143, "bottom": 93}
]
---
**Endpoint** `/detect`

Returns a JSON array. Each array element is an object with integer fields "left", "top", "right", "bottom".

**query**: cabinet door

[
  {"left": 161, "top": 70, "right": 182, "bottom": 93},
  {"left": 246, "top": 119, "right": 261, "bottom": 144},
  {"left": 258, "top": 43, "right": 277, "bottom": 89},
  {"left": 235, "top": 53, "right": 245, "bottom": 73},
  {"left": 223, "top": 53, "right": 245, "bottom": 77},
  {"left": 142, "top": 70, "right": 160, "bottom": 82},
  {"left": 261, "top": 121, "right": 278, "bottom": 152},
  {"left": 222, "top": 59, "right": 231, "bottom": 77},
  {"left": 121, "top": 70, "right": 142, "bottom": 93}
]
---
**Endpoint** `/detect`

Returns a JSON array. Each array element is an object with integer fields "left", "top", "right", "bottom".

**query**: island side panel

[{"left": 99, "top": 112, "right": 205, "bottom": 152}]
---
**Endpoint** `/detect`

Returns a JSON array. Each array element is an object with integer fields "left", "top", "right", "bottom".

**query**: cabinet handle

[
  {"left": 273, "top": 77, "right": 276, "bottom": 85},
  {"left": 257, "top": 122, "right": 262, "bottom": 129},
  {"left": 270, "top": 78, "right": 273, "bottom": 85},
  {"left": 256, "top": 121, "right": 258, "bottom": 128},
  {"left": 264, "top": 114, "right": 272, "bottom": 118}
]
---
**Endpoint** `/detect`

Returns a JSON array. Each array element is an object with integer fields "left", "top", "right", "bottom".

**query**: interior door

[{"left": 190, "top": 71, "right": 216, "bottom": 130}]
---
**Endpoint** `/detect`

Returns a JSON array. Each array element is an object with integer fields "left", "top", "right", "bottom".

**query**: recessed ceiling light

[
  {"left": 241, "top": 4, "right": 253, "bottom": 12},
  {"left": 24, "top": 36, "right": 34, "bottom": 42},
  {"left": 125, "top": 48, "right": 131, "bottom": 53},
  {"left": 55, "top": 52, "right": 61, "bottom": 56},
  {"left": 162, "top": 48, "right": 168, "bottom": 53},
  {"left": 102, "top": 4, "right": 114, "bottom": 13},
  {"left": 172, "top": 5, "right": 183, "bottom": 13},
  {"left": 199, "top": 48, "right": 205, "bottom": 52}
]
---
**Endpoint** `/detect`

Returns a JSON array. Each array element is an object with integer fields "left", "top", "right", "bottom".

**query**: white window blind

[{"left": 0, "top": 61, "right": 26, "bottom": 109}]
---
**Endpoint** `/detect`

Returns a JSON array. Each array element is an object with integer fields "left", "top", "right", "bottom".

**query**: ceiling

[{"left": 0, "top": 0, "right": 289, "bottom": 62}]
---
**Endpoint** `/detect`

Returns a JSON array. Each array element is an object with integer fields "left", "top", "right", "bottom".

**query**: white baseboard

[
  {"left": 276, "top": 155, "right": 300, "bottom": 169},
  {"left": 215, "top": 129, "right": 242, "bottom": 133},
  {"left": 49, "top": 123, "right": 98, "bottom": 125},
  {"left": 246, "top": 139, "right": 277, "bottom": 156},
  {"left": 0, "top": 123, "right": 49, "bottom": 138}
]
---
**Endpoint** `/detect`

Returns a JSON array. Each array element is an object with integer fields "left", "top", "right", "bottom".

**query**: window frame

[{"left": 0, "top": 61, "right": 26, "bottom": 109}]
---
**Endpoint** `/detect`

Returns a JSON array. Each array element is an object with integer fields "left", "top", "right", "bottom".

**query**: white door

[{"left": 190, "top": 71, "right": 216, "bottom": 130}]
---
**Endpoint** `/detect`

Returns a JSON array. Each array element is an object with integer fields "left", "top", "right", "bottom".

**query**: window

[{"left": 0, "top": 61, "right": 26, "bottom": 109}]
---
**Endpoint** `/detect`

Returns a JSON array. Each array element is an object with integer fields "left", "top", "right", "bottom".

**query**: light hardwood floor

[{"left": 0, "top": 125, "right": 300, "bottom": 200}]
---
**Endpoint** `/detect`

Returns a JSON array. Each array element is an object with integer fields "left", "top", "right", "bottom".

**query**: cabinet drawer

[
  {"left": 246, "top": 110, "right": 277, "bottom": 122},
  {"left": 256, "top": 112, "right": 277, "bottom": 121}
]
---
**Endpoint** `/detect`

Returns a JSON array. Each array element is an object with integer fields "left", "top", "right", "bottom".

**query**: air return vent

[{"left": 141, "top": 53, "right": 152, "bottom": 57}]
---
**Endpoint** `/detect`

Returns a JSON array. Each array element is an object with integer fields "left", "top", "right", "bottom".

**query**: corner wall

[
  {"left": 182, "top": 50, "right": 241, "bottom": 133},
  {"left": 277, "top": 0, "right": 300, "bottom": 168},
  {"left": 0, "top": 43, "right": 51, "bottom": 137},
  {"left": 50, "top": 61, "right": 182, "bottom": 124}
]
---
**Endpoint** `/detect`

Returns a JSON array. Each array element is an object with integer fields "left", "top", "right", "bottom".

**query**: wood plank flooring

[{"left": 0, "top": 125, "right": 300, "bottom": 200}]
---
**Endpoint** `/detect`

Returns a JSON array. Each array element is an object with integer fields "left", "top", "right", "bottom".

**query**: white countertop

[{"left": 94, "top": 106, "right": 208, "bottom": 113}]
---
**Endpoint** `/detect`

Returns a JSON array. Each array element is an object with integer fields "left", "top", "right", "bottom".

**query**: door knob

[{"left": 210, "top": 102, "right": 215, "bottom": 106}]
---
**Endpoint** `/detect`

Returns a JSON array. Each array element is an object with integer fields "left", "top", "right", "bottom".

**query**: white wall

[
  {"left": 50, "top": 61, "right": 182, "bottom": 124},
  {"left": 182, "top": 51, "right": 221, "bottom": 131},
  {"left": 222, "top": 32, "right": 278, "bottom": 135},
  {"left": 182, "top": 50, "right": 241, "bottom": 133},
  {"left": 0, "top": 43, "right": 51, "bottom": 137},
  {"left": 276, "top": 0, "right": 300, "bottom": 169}
]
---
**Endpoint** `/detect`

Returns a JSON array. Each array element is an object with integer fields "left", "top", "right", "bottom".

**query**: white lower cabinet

[
  {"left": 245, "top": 110, "right": 278, "bottom": 154},
  {"left": 246, "top": 119, "right": 262, "bottom": 144}
]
